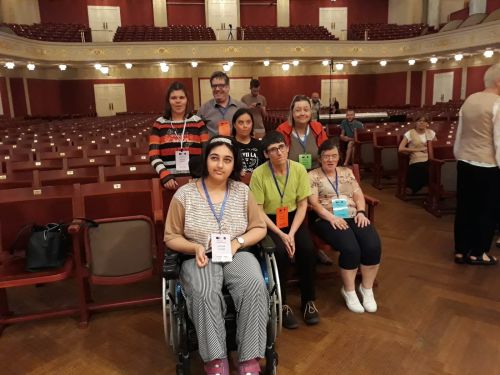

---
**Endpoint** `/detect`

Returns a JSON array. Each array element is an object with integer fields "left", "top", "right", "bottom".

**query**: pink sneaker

[
  {"left": 204, "top": 358, "right": 230, "bottom": 375},
  {"left": 239, "top": 358, "right": 261, "bottom": 375}
]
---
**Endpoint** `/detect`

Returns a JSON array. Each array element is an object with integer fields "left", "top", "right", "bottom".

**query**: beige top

[
  {"left": 404, "top": 129, "right": 436, "bottom": 165},
  {"left": 164, "top": 179, "right": 265, "bottom": 252},
  {"left": 308, "top": 167, "right": 361, "bottom": 218},
  {"left": 241, "top": 93, "right": 267, "bottom": 131},
  {"left": 454, "top": 91, "right": 500, "bottom": 167}
]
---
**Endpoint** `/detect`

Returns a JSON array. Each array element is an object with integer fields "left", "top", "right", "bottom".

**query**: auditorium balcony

[
  {"left": 348, "top": 23, "right": 428, "bottom": 40},
  {"left": 113, "top": 25, "right": 216, "bottom": 42},
  {"left": 237, "top": 25, "right": 338, "bottom": 40},
  {"left": 0, "top": 23, "right": 91, "bottom": 43}
]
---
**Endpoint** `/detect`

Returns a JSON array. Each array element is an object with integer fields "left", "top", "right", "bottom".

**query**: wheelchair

[{"left": 162, "top": 235, "right": 282, "bottom": 375}]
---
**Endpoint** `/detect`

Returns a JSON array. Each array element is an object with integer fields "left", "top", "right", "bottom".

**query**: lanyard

[
  {"left": 269, "top": 161, "right": 289, "bottom": 205},
  {"left": 169, "top": 119, "right": 188, "bottom": 149},
  {"left": 322, "top": 168, "right": 339, "bottom": 198},
  {"left": 216, "top": 103, "right": 230, "bottom": 118},
  {"left": 202, "top": 178, "right": 229, "bottom": 232},
  {"left": 292, "top": 125, "right": 310, "bottom": 153}
]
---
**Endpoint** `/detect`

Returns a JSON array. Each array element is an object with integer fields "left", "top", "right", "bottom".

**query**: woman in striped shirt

[{"left": 149, "top": 81, "right": 209, "bottom": 189}]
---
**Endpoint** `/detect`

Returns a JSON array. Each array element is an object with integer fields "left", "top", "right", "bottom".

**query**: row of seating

[
  {"left": 237, "top": 25, "right": 337, "bottom": 40},
  {"left": 1, "top": 22, "right": 91, "bottom": 42},
  {"left": 348, "top": 23, "right": 427, "bottom": 41},
  {"left": 113, "top": 25, "right": 215, "bottom": 42}
]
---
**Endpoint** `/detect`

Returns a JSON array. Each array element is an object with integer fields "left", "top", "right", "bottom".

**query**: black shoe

[
  {"left": 303, "top": 301, "right": 320, "bottom": 325},
  {"left": 317, "top": 249, "right": 333, "bottom": 265},
  {"left": 282, "top": 305, "right": 299, "bottom": 329}
]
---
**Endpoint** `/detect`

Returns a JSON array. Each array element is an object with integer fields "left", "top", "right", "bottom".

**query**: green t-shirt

[{"left": 250, "top": 160, "right": 311, "bottom": 215}]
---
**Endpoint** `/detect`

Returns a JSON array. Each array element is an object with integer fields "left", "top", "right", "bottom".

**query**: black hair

[
  {"left": 231, "top": 108, "right": 255, "bottom": 137},
  {"left": 163, "top": 81, "right": 193, "bottom": 119},
  {"left": 288, "top": 94, "right": 312, "bottom": 126},
  {"left": 261, "top": 130, "right": 286, "bottom": 152},
  {"left": 201, "top": 135, "right": 242, "bottom": 181},
  {"left": 250, "top": 79, "right": 260, "bottom": 89},
  {"left": 317, "top": 138, "right": 339, "bottom": 157},
  {"left": 210, "top": 71, "right": 230, "bottom": 85}
]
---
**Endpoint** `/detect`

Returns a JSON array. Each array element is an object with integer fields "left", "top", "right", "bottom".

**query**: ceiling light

[
  {"left": 191, "top": 61, "right": 198, "bottom": 68},
  {"left": 99, "top": 66, "right": 109, "bottom": 74},
  {"left": 322, "top": 60, "right": 329, "bottom": 66},
  {"left": 454, "top": 53, "right": 463, "bottom": 61},
  {"left": 292, "top": 60, "right": 299, "bottom": 66},
  {"left": 124, "top": 63, "right": 133, "bottom": 69},
  {"left": 5, "top": 62, "right": 15, "bottom": 69},
  {"left": 27, "top": 63, "right": 35, "bottom": 71},
  {"left": 94, "top": 63, "right": 101, "bottom": 70},
  {"left": 282, "top": 63, "right": 290, "bottom": 71},
  {"left": 483, "top": 50, "right": 494, "bottom": 58},
  {"left": 222, "top": 63, "right": 231, "bottom": 72},
  {"left": 160, "top": 62, "right": 169, "bottom": 72},
  {"left": 430, "top": 56, "right": 438, "bottom": 64},
  {"left": 379, "top": 60, "right": 387, "bottom": 66},
  {"left": 58, "top": 64, "right": 67, "bottom": 71},
  {"left": 335, "top": 63, "right": 344, "bottom": 71},
  {"left": 227, "top": 61, "right": 234, "bottom": 67},
  {"left": 263, "top": 60, "right": 270, "bottom": 66},
  {"left": 351, "top": 60, "right": 358, "bottom": 67},
  {"left": 408, "top": 59, "right": 416, "bottom": 65}
]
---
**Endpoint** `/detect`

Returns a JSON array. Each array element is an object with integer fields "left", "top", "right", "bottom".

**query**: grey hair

[{"left": 484, "top": 63, "right": 500, "bottom": 88}]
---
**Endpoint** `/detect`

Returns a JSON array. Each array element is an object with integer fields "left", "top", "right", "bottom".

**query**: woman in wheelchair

[
  {"left": 308, "top": 139, "right": 382, "bottom": 314},
  {"left": 164, "top": 136, "right": 268, "bottom": 375}
]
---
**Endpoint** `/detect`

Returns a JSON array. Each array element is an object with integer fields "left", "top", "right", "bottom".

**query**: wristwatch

[{"left": 237, "top": 236, "right": 245, "bottom": 248}]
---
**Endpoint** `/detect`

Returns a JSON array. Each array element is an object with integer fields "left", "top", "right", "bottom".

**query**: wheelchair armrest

[
  {"left": 364, "top": 194, "right": 379, "bottom": 207},
  {"left": 259, "top": 235, "right": 276, "bottom": 254},
  {"left": 162, "top": 248, "right": 180, "bottom": 280}
]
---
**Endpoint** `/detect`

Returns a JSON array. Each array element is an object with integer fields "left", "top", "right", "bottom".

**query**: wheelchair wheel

[
  {"left": 162, "top": 278, "right": 170, "bottom": 346},
  {"left": 265, "top": 252, "right": 282, "bottom": 337}
]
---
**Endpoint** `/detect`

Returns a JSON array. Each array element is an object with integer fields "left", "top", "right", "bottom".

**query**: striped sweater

[{"left": 149, "top": 114, "right": 209, "bottom": 185}]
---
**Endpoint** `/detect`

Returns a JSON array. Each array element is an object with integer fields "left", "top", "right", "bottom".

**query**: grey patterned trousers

[{"left": 180, "top": 251, "right": 269, "bottom": 362}]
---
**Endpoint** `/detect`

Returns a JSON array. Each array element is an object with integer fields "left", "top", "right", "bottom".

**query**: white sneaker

[
  {"left": 358, "top": 285, "right": 377, "bottom": 313},
  {"left": 340, "top": 287, "right": 364, "bottom": 313}
]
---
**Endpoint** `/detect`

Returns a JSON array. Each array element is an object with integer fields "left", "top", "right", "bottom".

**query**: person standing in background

[
  {"left": 311, "top": 92, "right": 322, "bottom": 121},
  {"left": 241, "top": 79, "right": 268, "bottom": 139}
]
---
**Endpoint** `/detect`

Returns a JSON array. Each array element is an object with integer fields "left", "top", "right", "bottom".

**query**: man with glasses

[
  {"left": 250, "top": 130, "right": 320, "bottom": 329},
  {"left": 198, "top": 71, "right": 247, "bottom": 136}
]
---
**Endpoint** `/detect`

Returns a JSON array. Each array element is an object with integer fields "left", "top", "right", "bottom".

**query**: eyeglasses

[
  {"left": 267, "top": 144, "right": 287, "bottom": 155},
  {"left": 321, "top": 154, "right": 339, "bottom": 160},
  {"left": 211, "top": 84, "right": 227, "bottom": 90}
]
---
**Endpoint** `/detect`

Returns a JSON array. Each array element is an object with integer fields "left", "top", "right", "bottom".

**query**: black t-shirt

[{"left": 236, "top": 138, "right": 265, "bottom": 172}]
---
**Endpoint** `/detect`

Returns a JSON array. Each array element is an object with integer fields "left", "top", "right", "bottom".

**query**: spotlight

[
  {"left": 483, "top": 50, "right": 494, "bottom": 58},
  {"left": 227, "top": 61, "right": 234, "bottom": 67},
  {"left": 322, "top": 60, "right": 329, "bottom": 66},
  {"left": 454, "top": 53, "right": 463, "bottom": 61},
  {"left": 282, "top": 63, "right": 290, "bottom": 71},
  {"left": 160, "top": 62, "right": 169, "bottom": 72},
  {"left": 379, "top": 60, "right": 387, "bottom": 66},
  {"left": 27, "top": 63, "right": 35, "bottom": 71},
  {"left": 58, "top": 64, "right": 67, "bottom": 71},
  {"left": 191, "top": 61, "right": 198, "bottom": 68},
  {"left": 430, "top": 57, "right": 438, "bottom": 64},
  {"left": 94, "top": 63, "right": 102, "bottom": 70},
  {"left": 263, "top": 60, "right": 270, "bottom": 67},
  {"left": 351, "top": 60, "right": 358, "bottom": 67},
  {"left": 408, "top": 59, "right": 416, "bottom": 65},
  {"left": 335, "top": 63, "right": 344, "bottom": 71},
  {"left": 99, "top": 66, "right": 109, "bottom": 74},
  {"left": 124, "top": 63, "right": 133, "bottom": 69},
  {"left": 5, "top": 62, "right": 15, "bottom": 69},
  {"left": 222, "top": 63, "right": 231, "bottom": 72},
  {"left": 292, "top": 60, "right": 299, "bottom": 66}
]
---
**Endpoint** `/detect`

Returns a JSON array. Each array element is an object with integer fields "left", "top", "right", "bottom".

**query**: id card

[
  {"left": 211, "top": 233, "right": 232, "bottom": 263},
  {"left": 175, "top": 150, "right": 190, "bottom": 171},
  {"left": 298, "top": 153, "right": 312, "bottom": 170},
  {"left": 218, "top": 120, "right": 231, "bottom": 136},
  {"left": 276, "top": 206, "right": 289, "bottom": 229},
  {"left": 332, "top": 198, "right": 349, "bottom": 219}
]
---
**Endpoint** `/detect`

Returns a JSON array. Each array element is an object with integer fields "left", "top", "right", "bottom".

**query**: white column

[
  {"left": 152, "top": 0, "right": 168, "bottom": 27},
  {"left": 6, "top": 77, "right": 14, "bottom": 118},
  {"left": 0, "top": 0, "right": 40, "bottom": 24},
  {"left": 427, "top": 0, "right": 440, "bottom": 28},
  {"left": 421, "top": 70, "right": 427, "bottom": 107},
  {"left": 23, "top": 78, "right": 31, "bottom": 116},
  {"left": 460, "top": 65, "right": 468, "bottom": 99},
  {"left": 277, "top": 0, "right": 290, "bottom": 27},
  {"left": 405, "top": 71, "right": 412, "bottom": 105},
  {"left": 469, "top": 0, "right": 487, "bottom": 14}
]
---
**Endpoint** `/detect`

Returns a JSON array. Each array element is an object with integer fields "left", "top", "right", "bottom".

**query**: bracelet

[{"left": 356, "top": 210, "right": 366, "bottom": 216}]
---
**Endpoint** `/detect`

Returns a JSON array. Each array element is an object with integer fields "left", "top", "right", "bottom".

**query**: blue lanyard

[
  {"left": 216, "top": 101, "right": 230, "bottom": 118},
  {"left": 202, "top": 178, "right": 229, "bottom": 232},
  {"left": 322, "top": 168, "right": 339, "bottom": 198},
  {"left": 268, "top": 161, "right": 289, "bottom": 205},
  {"left": 292, "top": 125, "right": 310, "bottom": 153}
]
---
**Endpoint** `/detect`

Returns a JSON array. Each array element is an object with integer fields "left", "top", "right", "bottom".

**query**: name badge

[
  {"left": 211, "top": 233, "right": 232, "bottom": 263},
  {"left": 298, "top": 153, "right": 312, "bottom": 170},
  {"left": 175, "top": 150, "right": 190, "bottom": 171},
  {"left": 218, "top": 120, "right": 231, "bottom": 136},
  {"left": 276, "top": 206, "right": 289, "bottom": 229},
  {"left": 332, "top": 198, "right": 349, "bottom": 218}
]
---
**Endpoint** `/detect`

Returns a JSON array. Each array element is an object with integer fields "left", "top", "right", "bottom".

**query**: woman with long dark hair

[{"left": 232, "top": 108, "right": 265, "bottom": 174}]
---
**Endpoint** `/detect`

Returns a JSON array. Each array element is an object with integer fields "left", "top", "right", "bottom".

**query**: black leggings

[
  {"left": 310, "top": 216, "right": 381, "bottom": 270},
  {"left": 406, "top": 161, "right": 429, "bottom": 194},
  {"left": 267, "top": 211, "right": 316, "bottom": 307}
]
